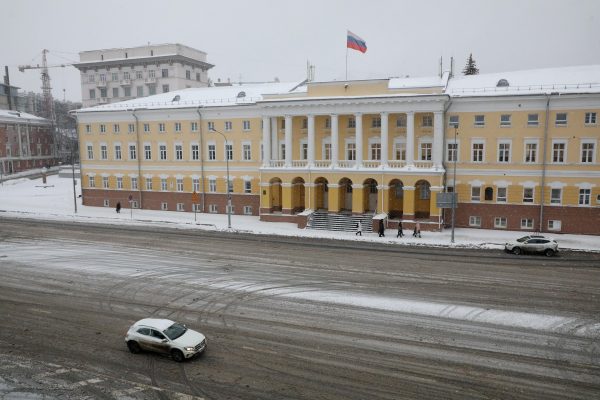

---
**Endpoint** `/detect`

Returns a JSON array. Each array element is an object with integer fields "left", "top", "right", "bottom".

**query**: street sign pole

[
  {"left": 128, "top": 194, "right": 133, "bottom": 220},
  {"left": 192, "top": 191, "right": 199, "bottom": 223}
]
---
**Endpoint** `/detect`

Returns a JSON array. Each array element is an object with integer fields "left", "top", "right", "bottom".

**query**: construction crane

[{"left": 18, "top": 49, "right": 70, "bottom": 122}]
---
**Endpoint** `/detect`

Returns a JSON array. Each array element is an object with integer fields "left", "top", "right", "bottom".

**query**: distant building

[
  {"left": 0, "top": 109, "right": 59, "bottom": 175},
  {"left": 0, "top": 82, "right": 20, "bottom": 111},
  {"left": 73, "top": 43, "right": 214, "bottom": 108}
]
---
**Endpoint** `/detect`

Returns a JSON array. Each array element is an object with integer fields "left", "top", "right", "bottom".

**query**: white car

[
  {"left": 504, "top": 235, "right": 559, "bottom": 257},
  {"left": 125, "top": 318, "right": 207, "bottom": 362}
]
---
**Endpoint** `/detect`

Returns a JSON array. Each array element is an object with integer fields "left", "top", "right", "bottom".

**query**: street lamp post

[
  {"left": 210, "top": 127, "right": 231, "bottom": 229},
  {"left": 451, "top": 126, "right": 458, "bottom": 243}
]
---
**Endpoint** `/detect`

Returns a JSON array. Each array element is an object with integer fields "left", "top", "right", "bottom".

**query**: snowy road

[{"left": 0, "top": 217, "right": 599, "bottom": 399}]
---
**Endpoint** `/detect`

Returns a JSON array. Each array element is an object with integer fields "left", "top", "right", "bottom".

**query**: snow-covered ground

[{"left": 1, "top": 173, "right": 598, "bottom": 252}]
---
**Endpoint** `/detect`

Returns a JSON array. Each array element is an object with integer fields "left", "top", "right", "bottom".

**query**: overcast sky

[{"left": 2, "top": 0, "right": 599, "bottom": 103}]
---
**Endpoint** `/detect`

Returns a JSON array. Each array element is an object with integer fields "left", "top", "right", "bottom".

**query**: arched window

[{"left": 484, "top": 186, "right": 494, "bottom": 201}]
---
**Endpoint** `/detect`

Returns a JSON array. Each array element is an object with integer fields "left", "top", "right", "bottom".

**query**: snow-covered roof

[
  {"left": 76, "top": 81, "right": 304, "bottom": 113},
  {"left": 446, "top": 64, "right": 600, "bottom": 97},
  {"left": 0, "top": 109, "right": 49, "bottom": 123},
  {"left": 389, "top": 74, "right": 447, "bottom": 89}
]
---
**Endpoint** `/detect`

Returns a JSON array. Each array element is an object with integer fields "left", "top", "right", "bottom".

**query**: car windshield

[
  {"left": 516, "top": 236, "right": 529, "bottom": 243},
  {"left": 163, "top": 322, "right": 187, "bottom": 340}
]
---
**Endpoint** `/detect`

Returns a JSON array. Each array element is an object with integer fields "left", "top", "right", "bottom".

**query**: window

[
  {"left": 422, "top": 115, "right": 432, "bottom": 127},
  {"left": 474, "top": 115, "right": 485, "bottom": 127},
  {"left": 131, "top": 200, "right": 139, "bottom": 209},
  {"left": 128, "top": 123, "right": 135, "bottom": 133},
  {"left": 226, "top": 144, "right": 233, "bottom": 160},
  {"left": 117, "top": 177, "right": 123, "bottom": 189},
  {"left": 208, "top": 144, "right": 216, "bottom": 160},
  {"left": 160, "top": 145, "right": 167, "bottom": 160},
  {"left": 143, "top": 123, "right": 150, "bottom": 133},
  {"left": 175, "top": 144, "right": 183, "bottom": 160},
  {"left": 552, "top": 142, "right": 566, "bottom": 163},
  {"left": 471, "top": 186, "right": 481, "bottom": 202},
  {"left": 420, "top": 142, "right": 432, "bottom": 161},
  {"left": 446, "top": 142, "right": 457, "bottom": 162},
  {"left": 149, "top": 85, "right": 156, "bottom": 95},
  {"left": 243, "top": 144, "right": 251, "bottom": 160},
  {"left": 177, "top": 203, "right": 185, "bottom": 211},
  {"left": 500, "top": 114, "right": 511, "bottom": 127},
  {"left": 521, "top": 218, "right": 534, "bottom": 229},
  {"left": 123, "top": 72, "right": 130, "bottom": 80},
  {"left": 528, "top": 113, "right": 539, "bottom": 126},
  {"left": 472, "top": 142, "right": 484, "bottom": 162},
  {"left": 225, "top": 121, "right": 232, "bottom": 131},
  {"left": 525, "top": 142, "right": 537, "bottom": 163},
  {"left": 100, "top": 88, "right": 107, "bottom": 98},
  {"left": 372, "top": 117, "right": 381, "bottom": 128},
  {"left": 243, "top": 205, "right": 253, "bottom": 215},
  {"left": 346, "top": 142, "right": 356, "bottom": 160},
  {"left": 494, "top": 217, "right": 507, "bottom": 228},
  {"left": 87, "top": 145, "right": 94, "bottom": 160},
  {"left": 136, "top": 86, "right": 143, "bottom": 97},
  {"left": 191, "top": 122, "right": 198, "bottom": 132},
  {"left": 161, "top": 202, "right": 168, "bottom": 210},
  {"left": 99, "top": 73, "right": 106, "bottom": 82},
  {"left": 103, "top": 199, "right": 109, "bottom": 207},
  {"left": 548, "top": 220, "right": 561, "bottom": 231},
  {"left": 193, "top": 178, "right": 200, "bottom": 192},
  {"left": 102, "top": 176, "right": 109, "bottom": 189},
  {"left": 124, "top": 87, "right": 131, "bottom": 97},
  {"left": 131, "top": 177, "right": 138, "bottom": 190},
  {"left": 149, "top": 70, "right": 155, "bottom": 78},
  {"left": 243, "top": 120, "right": 251, "bottom": 131},
  {"left": 89, "top": 89, "right": 96, "bottom": 99},
  {"left": 196, "top": 72, "right": 201, "bottom": 81},
  {"left": 186, "top": 70, "right": 191, "bottom": 80},
  {"left": 100, "top": 124, "right": 106, "bottom": 133},
  {"left": 162, "top": 84, "right": 169, "bottom": 93},
  {"left": 484, "top": 187, "right": 494, "bottom": 201},
  {"left": 88, "top": 74, "right": 95, "bottom": 83},
  {"left": 469, "top": 216, "right": 481, "bottom": 227},
  {"left": 161, "top": 68, "right": 169, "bottom": 78},
  {"left": 85, "top": 124, "right": 91, "bottom": 133},
  {"left": 396, "top": 115, "right": 406, "bottom": 128},
  {"left": 207, "top": 121, "right": 214, "bottom": 131},
  {"left": 159, "top": 123, "right": 165, "bottom": 132},
  {"left": 145, "top": 178, "right": 153, "bottom": 190},
  {"left": 111, "top": 73, "right": 118, "bottom": 81},
  {"left": 136, "top": 70, "right": 143, "bottom": 80},
  {"left": 191, "top": 144, "right": 199, "bottom": 160},
  {"left": 550, "top": 188, "right": 562, "bottom": 204},
  {"left": 244, "top": 180, "right": 252, "bottom": 194},
  {"left": 115, "top": 145, "right": 122, "bottom": 160},
  {"left": 448, "top": 115, "right": 459, "bottom": 128},
  {"left": 324, "top": 118, "right": 331, "bottom": 129},
  {"left": 88, "top": 176, "right": 95, "bottom": 188},
  {"left": 523, "top": 187, "right": 534, "bottom": 203},
  {"left": 581, "top": 142, "right": 595, "bottom": 163},
  {"left": 209, "top": 204, "right": 218, "bottom": 213},
  {"left": 555, "top": 113, "right": 567, "bottom": 126},
  {"left": 371, "top": 142, "right": 381, "bottom": 160},
  {"left": 324, "top": 143, "right": 332, "bottom": 160},
  {"left": 585, "top": 112, "right": 597, "bottom": 125},
  {"left": 498, "top": 142, "right": 510, "bottom": 163},
  {"left": 101, "top": 145, "right": 108, "bottom": 160},
  {"left": 176, "top": 179, "right": 183, "bottom": 192},
  {"left": 144, "top": 145, "right": 152, "bottom": 160},
  {"left": 497, "top": 187, "right": 507, "bottom": 202},
  {"left": 301, "top": 118, "right": 308, "bottom": 129},
  {"left": 113, "top": 124, "right": 120, "bottom": 133},
  {"left": 129, "top": 144, "right": 137, "bottom": 160},
  {"left": 579, "top": 188, "right": 591, "bottom": 205},
  {"left": 279, "top": 143, "right": 286, "bottom": 160},
  {"left": 112, "top": 87, "right": 119, "bottom": 98},
  {"left": 209, "top": 179, "right": 216, "bottom": 192},
  {"left": 227, "top": 180, "right": 233, "bottom": 194},
  {"left": 348, "top": 117, "right": 356, "bottom": 128},
  {"left": 175, "top": 122, "right": 181, "bottom": 132}
]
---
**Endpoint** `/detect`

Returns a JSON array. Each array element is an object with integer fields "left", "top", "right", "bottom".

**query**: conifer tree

[{"left": 462, "top": 53, "right": 480, "bottom": 75}]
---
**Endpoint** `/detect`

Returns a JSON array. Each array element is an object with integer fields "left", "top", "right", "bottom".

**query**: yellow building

[{"left": 73, "top": 65, "right": 600, "bottom": 235}]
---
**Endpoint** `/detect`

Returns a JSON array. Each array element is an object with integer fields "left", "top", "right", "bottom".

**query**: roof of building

[
  {"left": 76, "top": 81, "right": 304, "bottom": 112},
  {"left": 0, "top": 109, "right": 49, "bottom": 123},
  {"left": 389, "top": 73, "right": 448, "bottom": 89}
]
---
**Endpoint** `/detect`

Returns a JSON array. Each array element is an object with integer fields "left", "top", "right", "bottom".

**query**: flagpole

[{"left": 345, "top": 45, "right": 348, "bottom": 81}]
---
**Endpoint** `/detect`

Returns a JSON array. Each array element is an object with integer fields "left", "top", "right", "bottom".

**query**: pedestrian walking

[
  {"left": 378, "top": 221, "right": 385, "bottom": 237},
  {"left": 396, "top": 221, "right": 404, "bottom": 238},
  {"left": 412, "top": 221, "right": 421, "bottom": 238},
  {"left": 116, "top": 201, "right": 121, "bottom": 213},
  {"left": 355, "top": 220, "right": 362, "bottom": 236}
]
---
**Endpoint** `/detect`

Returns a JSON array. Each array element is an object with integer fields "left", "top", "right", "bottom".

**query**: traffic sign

[
  {"left": 128, "top": 194, "right": 133, "bottom": 201},
  {"left": 191, "top": 191, "right": 199, "bottom": 203}
]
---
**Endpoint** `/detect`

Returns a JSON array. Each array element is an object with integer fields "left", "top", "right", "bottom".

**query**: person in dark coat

[
  {"left": 397, "top": 221, "right": 404, "bottom": 238},
  {"left": 355, "top": 220, "right": 362, "bottom": 236},
  {"left": 378, "top": 221, "right": 385, "bottom": 237},
  {"left": 413, "top": 221, "right": 421, "bottom": 238},
  {"left": 116, "top": 201, "right": 121, "bottom": 213}
]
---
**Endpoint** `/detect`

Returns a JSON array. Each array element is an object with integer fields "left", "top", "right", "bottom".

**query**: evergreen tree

[{"left": 462, "top": 53, "right": 480, "bottom": 75}]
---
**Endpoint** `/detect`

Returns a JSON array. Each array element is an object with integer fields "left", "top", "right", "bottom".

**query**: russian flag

[{"left": 347, "top": 30, "right": 367, "bottom": 53}]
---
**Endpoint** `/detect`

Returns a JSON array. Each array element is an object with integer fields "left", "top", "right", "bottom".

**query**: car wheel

[
  {"left": 127, "top": 341, "right": 141, "bottom": 354},
  {"left": 171, "top": 349, "right": 184, "bottom": 362},
  {"left": 544, "top": 249, "right": 555, "bottom": 257},
  {"left": 512, "top": 247, "right": 522, "bottom": 255}
]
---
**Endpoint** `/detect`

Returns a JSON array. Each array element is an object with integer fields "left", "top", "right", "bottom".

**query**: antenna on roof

[
  {"left": 450, "top": 56, "right": 454, "bottom": 78},
  {"left": 439, "top": 56, "right": 443, "bottom": 78},
  {"left": 306, "top": 60, "right": 315, "bottom": 82}
]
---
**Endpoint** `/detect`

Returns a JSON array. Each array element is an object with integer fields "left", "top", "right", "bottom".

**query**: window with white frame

[
  {"left": 88, "top": 74, "right": 95, "bottom": 83},
  {"left": 207, "top": 121, "right": 215, "bottom": 131},
  {"left": 471, "top": 186, "right": 481, "bottom": 201},
  {"left": 87, "top": 145, "right": 94, "bottom": 160},
  {"left": 144, "top": 144, "right": 152, "bottom": 160},
  {"left": 348, "top": 117, "right": 356, "bottom": 128},
  {"left": 243, "top": 205, "right": 252, "bottom": 215},
  {"left": 521, "top": 218, "right": 534, "bottom": 229},
  {"left": 102, "top": 176, "right": 109, "bottom": 189},
  {"left": 346, "top": 142, "right": 356, "bottom": 160},
  {"left": 584, "top": 112, "right": 597, "bottom": 125},
  {"left": 550, "top": 188, "right": 562, "bottom": 204},
  {"left": 242, "top": 143, "right": 252, "bottom": 161},
  {"left": 85, "top": 124, "right": 91, "bottom": 133},
  {"left": 396, "top": 115, "right": 406, "bottom": 128},
  {"left": 579, "top": 188, "right": 591, "bottom": 205},
  {"left": 174, "top": 122, "right": 181, "bottom": 132},
  {"left": 209, "top": 204, "right": 218, "bottom": 213},
  {"left": 525, "top": 142, "right": 537, "bottom": 163},
  {"left": 474, "top": 115, "right": 485, "bottom": 127},
  {"left": 114, "top": 145, "right": 122, "bottom": 160},
  {"left": 523, "top": 187, "right": 534, "bottom": 203},
  {"left": 161, "top": 178, "right": 168, "bottom": 191},
  {"left": 159, "top": 123, "right": 165, "bottom": 132},
  {"left": 101, "top": 145, "right": 108, "bottom": 160},
  {"left": 324, "top": 143, "right": 332, "bottom": 160},
  {"left": 448, "top": 115, "right": 459, "bottom": 128},
  {"left": 144, "top": 123, "right": 150, "bottom": 133},
  {"left": 136, "top": 70, "right": 143, "bottom": 80},
  {"left": 420, "top": 142, "right": 432, "bottom": 161},
  {"left": 123, "top": 71, "right": 130, "bottom": 80},
  {"left": 497, "top": 187, "right": 507, "bottom": 202},
  {"left": 161, "top": 202, "right": 168, "bottom": 211},
  {"left": 472, "top": 142, "right": 484, "bottom": 162},
  {"left": 124, "top": 87, "right": 131, "bottom": 97},
  {"left": 145, "top": 178, "right": 153, "bottom": 190},
  {"left": 500, "top": 114, "right": 511, "bottom": 127},
  {"left": 103, "top": 199, "right": 109, "bottom": 207},
  {"left": 552, "top": 141, "right": 566, "bottom": 163},
  {"left": 494, "top": 217, "right": 507, "bottom": 228},
  {"left": 372, "top": 117, "right": 381, "bottom": 128},
  {"left": 88, "top": 176, "right": 95, "bottom": 188},
  {"left": 469, "top": 216, "right": 481, "bottom": 227},
  {"left": 225, "top": 121, "right": 232, "bottom": 131},
  {"left": 422, "top": 115, "right": 432, "bottom": 127},
  {"left": 191, "top": 144, "right": 199, "bottom": 160},
  {"left": 208, "top": 144, "right": 216, "bottom": 160},
  {"left": 280, "top": 143, "right": 285, "bottom": 160},
  {"left": 117, "top": 177, "right": 123, "bottom": 189},
  {"left": 324, "top": 118, "right": 331, "bottom": 129},
  {"left": 131, "top": 177, "right": 138, "bottom": 190},
  {"left": 113, "top": 124, "right": 120, "bottom": 133},
  {"left": 548, "top": 220, "right": 561, "bottom": 231},
  {"left": 175, "top": 144, "right": 183, "bottom": 160},
  {"left": 395, "top": 142, "right": 406, "bottom": 161},
  {"left": 176, "top": 179, "right": 183, "bottom": 192},
  {"left": 111, "top": 72, "right": 118, "bottom": 81},
  {"left": 555, "top": 113, "right": 567, "bottom": 126},
  {"left": 193, "top": 178, "right": 200, "bottom": 192},
  {"left": 498, "top": 142, "right": 511, "bottom": 163},
  {"left": 191, "top": 122, "right": 198, "bottom": 131},
  {"left": 243, "top": 120, "right": 251, "bottom": 131},
  {"left": 528, "top": 113, "right": 539, "bottom": 126},
  {"left": 371, "top": 142, "right": 381, "bottom": 160},
  {"left": 226, "top": 144, "right": 233, "bottom": 160},
  {"left": 244, "top": 180, "right": 252, "bottom": 194},
  {"left": 100, "top": 124, "right": 106, "bottom": 133},
  {"left": 581, "top": 142, "right": 595, "bottom": 163},
  {"left": 128, "top": 123, "right": 135, "bottom": 133},
  {"left": 177, "top": 203, "right": 185, "bottom": 211},
  {"left": 136, "top": 85, "right": 144, "bottom": 96},
  {"left": 209, "top": 178, "right": 216, "bottom": 192},
  {"left": 446, "top": 142, "right": 457, "bottom": 162},
  {"left": 113, "top": 87, "right": 119, "bottom": 98},
  {"left": 89, "top": 89, "right": 96, "bottom": 99}
]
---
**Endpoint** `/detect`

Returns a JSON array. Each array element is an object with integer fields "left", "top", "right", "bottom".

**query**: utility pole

[{"left": 4, "top": 66, "right": 13, "bottom": 110}]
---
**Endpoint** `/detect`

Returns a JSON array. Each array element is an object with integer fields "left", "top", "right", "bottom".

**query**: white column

[
  {"left": 433, "top": 111, "right": 444, "bottom": 169},
  {"left": 270, "top": 117, "right": 278, "bottom": 159},
  {"left": 307, "top": 114, "right": 315, "bottom": 166},
  {"left": 406, "top": 112, "right": 415, "bottom": 167},
  {"left": 331, "top": 114, "right": 339, "bottom": 167},
  {"left": 380, "top": 112, "right": 388, "bottom": 167},
  {"left": 284, "top": 115, "right": 292, "bottom": 167},
  {"left": 355, "top": 112, "right": 363, "bottom": 168},
  {"left": 262, "top": 116, "right": 270, "bottom": 166}
]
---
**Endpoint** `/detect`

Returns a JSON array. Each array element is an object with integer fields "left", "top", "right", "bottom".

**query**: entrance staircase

[{"left": 307, "top": 211, "right": 374, "bottom": 233}]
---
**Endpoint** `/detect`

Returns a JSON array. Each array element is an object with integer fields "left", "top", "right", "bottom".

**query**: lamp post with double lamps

[
  {"left": 209, "top": 127, "right": 232, "bottom": 229},
  {"left": 451, "top": 125, "right": 458, "bottom": 243}
]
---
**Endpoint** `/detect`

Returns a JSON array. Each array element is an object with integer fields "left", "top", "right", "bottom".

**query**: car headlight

[{"left": 184, "top": 347, "right": 195, "bottom": 352}]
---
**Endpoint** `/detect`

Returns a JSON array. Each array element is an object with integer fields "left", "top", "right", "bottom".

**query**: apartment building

[
  {"left": 72, "top": 65, "right": 600, "bottom": 235},
  {"left": 73, "top": 43, "right": 214, "bottom": 108}
]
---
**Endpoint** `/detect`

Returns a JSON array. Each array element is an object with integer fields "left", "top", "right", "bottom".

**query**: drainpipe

[
  {"left": 132, "top": 109, "right": 143, "bottom": 209},
  {"left": 196, "top": 106, "right": 206, "bottom": 212},
  {"left": 539, "top": 93, "right": 554, "bottom": 232}
]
